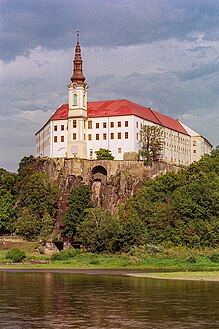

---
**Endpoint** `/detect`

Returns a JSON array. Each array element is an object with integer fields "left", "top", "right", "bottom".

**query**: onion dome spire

[{"left": 71, "top": 31, "right": 85, "bottom": 84}]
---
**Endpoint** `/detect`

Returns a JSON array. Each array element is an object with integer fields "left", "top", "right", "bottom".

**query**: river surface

[{"left": 0, "top": 271, "right": 218, "bottom": 329}]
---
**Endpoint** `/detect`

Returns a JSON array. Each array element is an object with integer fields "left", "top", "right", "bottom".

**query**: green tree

[
  {"left": 138, "top": 125, "right": 163, "bottom": 164},
  {"left": 16, "top": 173, "right": 58, "bottom": 218},
  {"left": 62, "top": 185, "right": 93, "bottom": 240},
  {"left": 95, "top": 148, "right": 114, "bottom": 160},
  {"left": 78, "top": 207, "right": 121, "bottom": 252},
  {"left": 17, "top": 155, "right": 34, "bottom": 175},
  {"left": 0, "top": 192, "right": 14, "bottom": 233},
  {"left": 14, "top": 208, "right": 42, "bottom": 240}
]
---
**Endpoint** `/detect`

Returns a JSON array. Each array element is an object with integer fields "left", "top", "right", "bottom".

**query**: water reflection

[{"left": 0, "top": 272, "right": 218, "bottom": 328}]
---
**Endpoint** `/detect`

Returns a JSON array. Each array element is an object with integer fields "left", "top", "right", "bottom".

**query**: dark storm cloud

[
  {"left": 1, "top": 0, "right": 219, "bottom": 62},
  {"left": 175, "top": 61, "right": 219, "bottom": 81}
]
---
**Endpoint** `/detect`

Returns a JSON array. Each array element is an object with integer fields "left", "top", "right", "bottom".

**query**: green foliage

[
  {"left": 78, "top": 207, "right": 146, "bottom": 253},
  {"left": 16, "top": 173, "right": 58, "bottom": 218},
  {"left": 51, "top": 248, "right": 78, "bottom": 261},
  {"left": 0, "top": 192, "right": 14, "bottom": 233},
  {"left": 62, "top": 185, "right": 93, "bottom": 240},
  {"left": 138, "top": 125, "right": 163, "bottom": 164},
  {"left": 122, "top": 149, "right": 219, "bottom": 248},
  {"left": 6, "top": 249, "right": 26, "bottom": 263},
  {"left": 14, "top": 208, "right": 54, "bottom": 241},
  {"left": 78, "top": 207, "right": 121, "bottom": 253},
  {"left": 209, "top": 254, "right": 219, "bottom": 263},
  {"left": 17, "top": 155, "right": 34, "bottom": 175},
  {"left": 95, "top": 148, "right": 114, "bottom": 160}
]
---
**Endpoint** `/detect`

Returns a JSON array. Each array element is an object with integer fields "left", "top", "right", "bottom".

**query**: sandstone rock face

[{"left": 32, "top": 157, "right": 183, "bottom": 232}]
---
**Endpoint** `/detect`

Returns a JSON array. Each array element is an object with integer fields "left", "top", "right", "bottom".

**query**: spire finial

[
  {"left": 76, "top": 30, "right": 80, "bottom": 43},
  {"left": 70, "top": 32, "right": 85, "bottom": 84}
]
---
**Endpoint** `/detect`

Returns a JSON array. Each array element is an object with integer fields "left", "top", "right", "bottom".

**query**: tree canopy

[
  {"left": 95, "top": 148, "right": 114, "bottom": 160},
  {"left": 138, "top": 125, "right": 163, "bottom": 164}
]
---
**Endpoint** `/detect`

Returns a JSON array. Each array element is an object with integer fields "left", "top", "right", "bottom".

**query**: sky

[{"left": 0, "top": 0, "right": 219, "bottom": 172}]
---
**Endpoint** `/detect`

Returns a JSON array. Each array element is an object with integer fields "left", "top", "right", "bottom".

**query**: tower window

[
  {"left": 73, "top": 93, "right": 77, "bottom": 106},
  {"left": 110, "top": 122, "right": 114, "bottom": 128},
  {"left": 73, "top": 133, "right": 76, "bottom": 140},
  {"left": 103, "top": 133, "right": 107, "bottom": 140},
  {"left": 54, "top": 136, "right": 57, "bottom": 143},
  {"left": 83, "top": 94, "right": 86, "bottom": 107},
  {"left": 125, "top": 132, "right": 129, "bottom": 139},
  {"left": 103, "top": 122, "right": 107, "bottom": 128},
  {"left": 73, "top": 120, "right": 77, "bottom": 128},
  {"left": 54, "top": 125, "right": 57, "bottom": 131},
  {"left": 118, "top": 132, "right": 121, "bottom": 139},
  {"left": 88, "top": 121, "right": 92, "bottom": 129}
]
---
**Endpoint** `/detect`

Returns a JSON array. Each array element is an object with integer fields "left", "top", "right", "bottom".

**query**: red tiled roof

[{"left": 38, "top": 99, "right": 189, "bottom": 135}]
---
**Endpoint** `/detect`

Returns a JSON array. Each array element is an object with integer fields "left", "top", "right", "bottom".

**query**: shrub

[
  {"left": 6, "top": 249, "right": 26, "bottom": 263},
  {"left": 51, "top": 248, "right": 77, "bottom": 261},
  {"left": 209, "top": 254, "right": 219, "bottom": 263},
  {"left": 187, "top": 255, "right": 196, "bottom": 263}
]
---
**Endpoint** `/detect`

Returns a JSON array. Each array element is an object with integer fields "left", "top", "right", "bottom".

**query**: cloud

[{"left": 1, "top": 0, "right": 219, "bottom": 62}]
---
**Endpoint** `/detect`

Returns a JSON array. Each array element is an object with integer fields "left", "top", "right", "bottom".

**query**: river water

[{"left": 0, "top": 271, "right": 218, "bottom": 329}]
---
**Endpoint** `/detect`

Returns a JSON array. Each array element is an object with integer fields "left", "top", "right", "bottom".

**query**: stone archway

[
  {"left": 91, "top": 165, "right": 107, "bottom": 183},
  {"left": 91, "top": 165, "right": 107, "bottom": 206}
]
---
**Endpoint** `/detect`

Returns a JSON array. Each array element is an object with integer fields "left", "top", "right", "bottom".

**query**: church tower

[{"left": 67, "top": 32, "right": 88, "bottom": 158}]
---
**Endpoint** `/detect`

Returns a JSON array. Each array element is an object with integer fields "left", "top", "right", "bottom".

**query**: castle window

[
  {"left": 54, "top": 136, "right": 57, "bottom": 143},
  {"left": 54, "top": 125, "right": 57, "bottom": 131},
  {"left": 140, "top": 123, "right": 142, "bottom": 129},
  {"left": 96, "top": 134, "right": 99, "bottom": 140},
  {"left": 73, "top": 93, "right": 77, "bottom": 106},
  {"left": 103, "top": 122, "right": 107, "bottom": 128},
  {"left": 61, "top": 136, "right": 64, "bottom": 142},
  {"left": 125, "top": 121, "right": 128, "bottom": 127},
  {"left": 88, "top": 121, "right": 92, "bottom": 129},
  {"left": 61, "top": 125, "right": 64, "bottom": 131},
  {"left": 110, "top": 133, "right": 114, "bottom": 139},
  {"left": 125, "top": 132, "right": 129, "bottom": 139},
  {"left": 73, "top": 133, "right": 76, "bottom": 140},
  {"left": 118, "top": 121, "right": 121, "bottom": 127},
  {"left": 83, "top": 94, "right": 86, "bottom": 107},
  {"left": 88, "top": 134, "right": 92, "bottom": 141},
  {"left": 110, "top": 122, "right": 114, "bottom": 128},
  {"left": 84, "top": 121, "right": 86, "bottom": 129},
  {"left": 118, "top": 148, "right": 122, "bottom": 154},
  {"left": 136, "top": 133, "right": 138, "bottom": 140},
  {"left": 193, "top": 150, "right": 196, "bottom": 154},
  {"left": 89, "top": 149, "right": 93, "bottom": 160},
  {"left": 136, "top": 122, "right": 138, "bottom": 128},
  {"left": 73, "top": 120, "right": 77, "bottom": 128},
  {"left": 118, "top": 132, "right": 121, "bottom": 139},
  {"left": 96, "top": 123, "right": 99, "bottom": 129},
  {"left": 84, "top": 134, "right": 86, "bottom": 140},
  {"left": 103, "top": 133, "right": 107, "bottom": 140},
  {"left": 193, "top": 141, "right": 196, "bottom": 146}
]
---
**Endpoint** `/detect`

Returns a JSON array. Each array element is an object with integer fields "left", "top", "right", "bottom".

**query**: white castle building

[{"left": 35, "top": 36, "right": 212, "bottom": 166}]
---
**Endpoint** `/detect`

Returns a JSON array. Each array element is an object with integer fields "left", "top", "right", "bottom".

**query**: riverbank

[{"left": 0, "top": 268, "right": 218, "bottom": 281}]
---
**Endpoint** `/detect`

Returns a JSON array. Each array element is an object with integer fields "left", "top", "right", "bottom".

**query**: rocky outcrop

[{"left": 32, "top": 157, "right": 183, "bottom": 232}]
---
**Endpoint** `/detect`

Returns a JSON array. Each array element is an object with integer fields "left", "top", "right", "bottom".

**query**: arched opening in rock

[
  {"left": 92, "top": 165, "right": 107, "bottom": 177},
  {"left": 91, "top": 166, "right": 107, "bottom": 206}
]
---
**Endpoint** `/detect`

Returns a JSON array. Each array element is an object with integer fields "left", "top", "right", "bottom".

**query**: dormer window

[{"left": 73, "top": 93, "right": 77, "bottom": 106}]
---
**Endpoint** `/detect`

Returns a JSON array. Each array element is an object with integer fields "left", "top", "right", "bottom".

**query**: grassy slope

[{"left": 0, "top": 250, "right": 219, "bottom": 271}]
